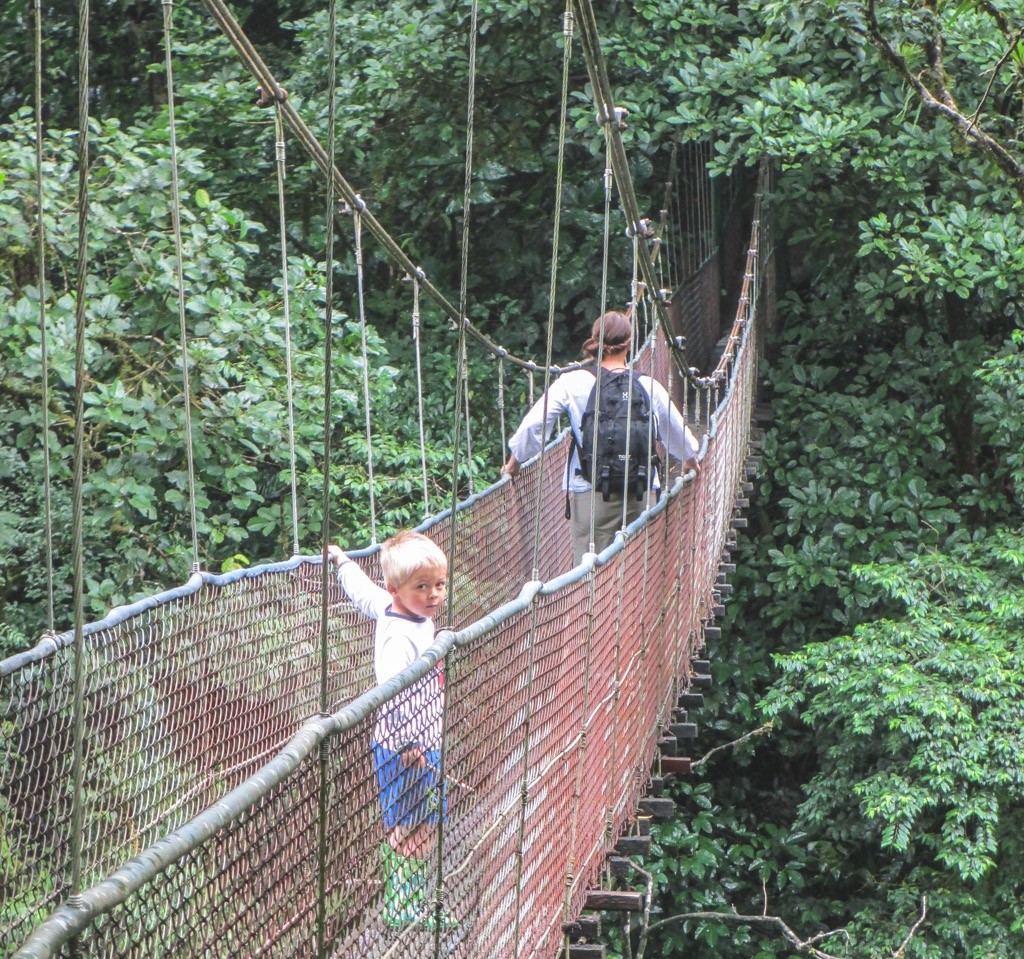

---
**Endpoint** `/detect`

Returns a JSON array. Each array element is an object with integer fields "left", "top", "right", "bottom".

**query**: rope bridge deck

[{"left": 1, "top": 170, "right": 772, "bottom": 957}]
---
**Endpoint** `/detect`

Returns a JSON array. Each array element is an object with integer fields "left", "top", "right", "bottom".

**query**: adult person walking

[{"left": 501, "top": 310, "right": 700, "bottom": 565}]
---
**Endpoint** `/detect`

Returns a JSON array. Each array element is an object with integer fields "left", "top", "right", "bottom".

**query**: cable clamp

[
  {"left": 624, "top": 217, "right": 654, "bottom": 239},
  {"left": 254, "top": 85, "right": 288, "bottom": 108},
  {"left": 595, "top": 105, "right": 628, "bottom": 130},
  {"left": 562, "top": 11, "right": 574, "bottom": 36}
]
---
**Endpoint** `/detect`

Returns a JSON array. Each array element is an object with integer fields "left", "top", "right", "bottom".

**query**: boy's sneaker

[{"left": 379, "top": 845, "right": 458, "bottom": 930}]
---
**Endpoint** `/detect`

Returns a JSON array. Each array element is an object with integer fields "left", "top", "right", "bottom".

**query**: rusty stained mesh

[
  {"left": 3, "top": 165, "right": 771, "bottom": 958},
  {"left": 0, "top": 564, "right": 373, "bottom": 952}
]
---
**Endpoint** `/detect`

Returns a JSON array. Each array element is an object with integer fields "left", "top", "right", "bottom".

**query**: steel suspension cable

[
  {"left": 571, "top": 0, "right": 695, "bottom": 384},
  {"left": 33, "top": 0, "right": 55, "bottom": 636},
  {"left": 353, "top": 206, "right": 378, "bottom": 545},
  {"left": 196, "top": 0, "right": 593, "bottom": 380},
  {"left": 161, "top": 0, "right": 202, "bottom": 574},
  {"left": 68, "top": 0, "right": 90, "bottom": 907},
  {"left": 274, "top": 105, "right": 301, "bottom": 556},
  {"left": 528, "top": 4, "right": 575, "bottom": 580}
]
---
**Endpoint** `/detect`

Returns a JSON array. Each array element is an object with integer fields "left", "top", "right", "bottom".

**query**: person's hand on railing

[{"left": 501, "top": 455, "right": 520, "bottom": 478}]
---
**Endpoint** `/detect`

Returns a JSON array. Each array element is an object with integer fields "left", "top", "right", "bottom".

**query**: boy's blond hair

[{"left": 380, "top": 530, "right": 448, "bottom": 589}]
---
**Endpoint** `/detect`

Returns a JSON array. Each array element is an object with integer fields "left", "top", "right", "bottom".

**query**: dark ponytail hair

[{"left": 582, "top": 311, "right": 632, "bottom": 359}]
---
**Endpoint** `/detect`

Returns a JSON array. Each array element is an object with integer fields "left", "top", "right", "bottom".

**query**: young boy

[{"left": 327, "top": 531, "right": 454, "bottom": 930}]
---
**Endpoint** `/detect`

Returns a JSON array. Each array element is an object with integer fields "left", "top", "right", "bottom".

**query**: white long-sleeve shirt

[
  {"left": 336, "top": 560, "right": 443, "bottom": 751},
  {"left": 507, "top": 367, "right": 699, "bottom": 493}
]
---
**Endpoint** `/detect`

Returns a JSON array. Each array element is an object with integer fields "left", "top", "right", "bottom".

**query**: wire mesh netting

[{"left": 3, "top": 166, "right": 772, "bottom": 958}]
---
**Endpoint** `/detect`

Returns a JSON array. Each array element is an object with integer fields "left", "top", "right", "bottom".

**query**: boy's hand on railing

[
  {"left": 501, "top": 455, "right": 520, "bottom": 478},
  {"left": 326, "top": 544, "right": 348, "bottom": 566}
]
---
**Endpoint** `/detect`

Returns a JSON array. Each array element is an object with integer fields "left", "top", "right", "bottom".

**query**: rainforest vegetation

[{"left": 1, "top": 1, "right": 1022, "bottom": 956}]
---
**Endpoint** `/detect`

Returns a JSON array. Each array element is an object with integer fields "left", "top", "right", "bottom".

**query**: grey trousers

[{"left": 568, "top": 489, "right": 647, "bottom": 565}]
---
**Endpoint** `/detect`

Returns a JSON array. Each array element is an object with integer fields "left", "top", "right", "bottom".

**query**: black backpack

[{"left": 571, "top": 368, "right": 659, "bottom": 504}]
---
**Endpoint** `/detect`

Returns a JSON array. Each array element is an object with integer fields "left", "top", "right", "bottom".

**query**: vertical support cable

[
  {"left": 430, "top": 642, "right": 454, "bottom": 958},
  {"left": 697, "top": 143, "right": 706, "bottom": 269},
  {"left": 617, "top": 234, "right": 640, "bottom": 534},
  {"left": 412, "top": 275, "right": 430, "bottom": 518},
  {"left": 497, "top": 353, "right": 507, "bottom": 464},
  {"left": 561, "top": 570, "right": 599, "bottom": 927},
  {"left": 316, "top": 0, "right": 339, "bottom": 953},
  {"left": 69, "top": 0, "right": 90, "bottom": 911},
  {"left": 461, "top": 339, "right": 474, "bottom": 496},
  {"left": 161, "top": 0, "right": 201, "bottom": 575},
  {"left": 511, "top": 597, "right": 542, "bottom": 958},
  {"left": 588, "top": 132, "right": 613, "bottom": 556},
  {"left": 353, "top": 205, "right": 378, "bottom": 545},
  {"left": 274, "top": 104, "right": 301, "bottom": 557},
  {"left": 34, "top": 0, "right": 55, "bottom": 636},
  {"left": 528, "top": 1, "right": 574, "bottom": 580},
  {"left": 446, "top": 0, "right": 481, "bottom": 618},
  {"left": 706, "top": 143, "right": 715, "bottom": 266},
  {"left": 601, "top": 548, "right": 629, "bottom": 854},
  {"left": 456, "top": 0, "right": 481, "bottom": 504}
]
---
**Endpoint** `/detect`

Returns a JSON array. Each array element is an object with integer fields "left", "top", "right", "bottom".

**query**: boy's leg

[
  {"left": 373, "top": 743, "right": 456, "bottom": 929},
  {"left": 380, "top": 843, "right": 429, "bottom": 928}
]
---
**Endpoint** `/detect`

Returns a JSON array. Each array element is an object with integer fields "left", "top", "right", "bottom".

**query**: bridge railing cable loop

[{"left": 161, "top": 0, "right": 202, "bottom": 575}]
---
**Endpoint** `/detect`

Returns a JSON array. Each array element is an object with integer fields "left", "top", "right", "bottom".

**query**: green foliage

[
  {"left": 765, "top": 534, "right": 1024, "bottom": 882},
  {"left": 0, "top": 108, "right": 466, "bottom": 652}
]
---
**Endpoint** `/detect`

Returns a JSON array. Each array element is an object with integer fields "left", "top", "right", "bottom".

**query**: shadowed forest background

[{"left": 1, "top": 1, "right": 1023, "bottom": 956}]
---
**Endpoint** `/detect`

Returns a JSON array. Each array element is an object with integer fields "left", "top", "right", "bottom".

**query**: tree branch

[
  {"left": 968, "top": 26, "right": 1024, "bottom": 133},
  {"left": 893, "top": 896, "right": 928, "bottom": 959},
  {"left": 691, "top": 721, "right": 774, "bottom": 770},
  {"left": 646, "top": 909, "right": 850, "bottom": 959},
  {"left": 862, "top": 0, "right": 1024, "bottom": 198},
  {"left": 646, "top": 896, "right": 927, "bottom": 959}
]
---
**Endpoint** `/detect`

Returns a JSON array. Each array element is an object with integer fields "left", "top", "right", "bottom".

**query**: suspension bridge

[{"left": 1, "top": 0, "right": 775, "bottom": 956}]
